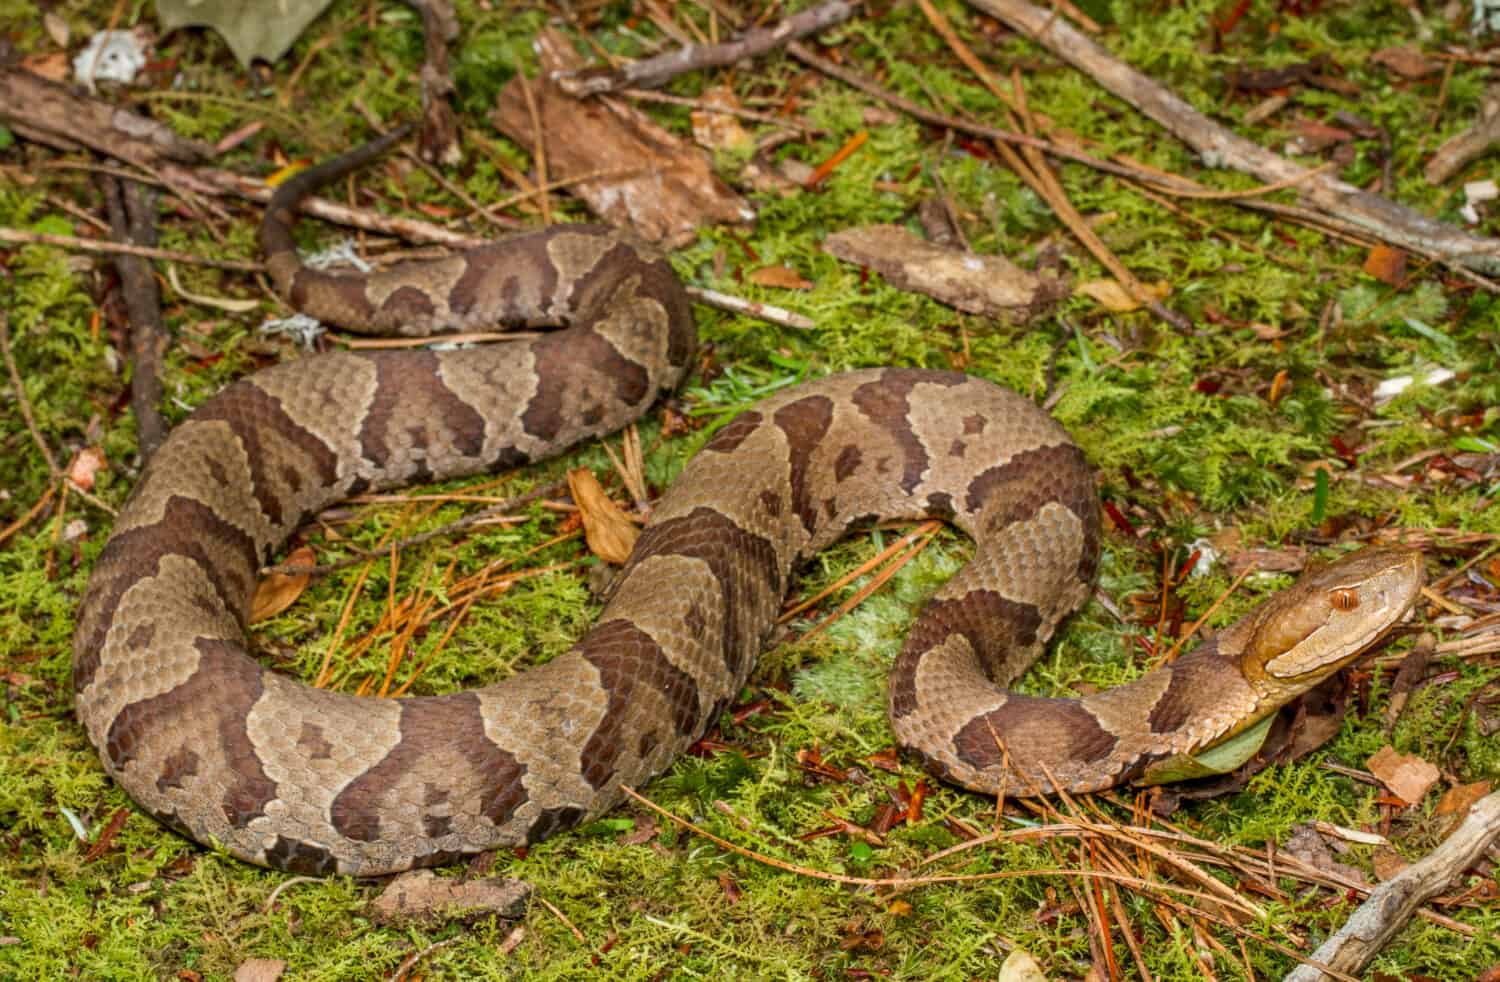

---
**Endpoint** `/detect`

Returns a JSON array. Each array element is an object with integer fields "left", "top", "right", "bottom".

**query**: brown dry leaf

[
  {"left": 1363, "top": 244, "right": 1408, "bottom": 286},
  {"left": 67, "top": 446, "right": 108, "bottom": 491},
  {"left": 690, "top": 86, "right": 753, "bottom": 153},
  {"left": 1366, "top": 745, "right": 1441, "bottom": 806},
  {"left": 1283, "top": 824, "right": 1368, "bottom": 885},
  {"left": 23, "top": 51, "right": 70, "bottom": 82},
  {"left": 567, "top": 468, "right": 638, "bottom": 565},
  {"left": 747, "top": 265, "right": 814, "bottom": 290},
  {"left": 1371, "top": 46, "right": 1440, "bottom": 79},
  {"left": 232, "top": 960, "right": 287, "bottom": 982},
  {"left": 44, "top": 11, "right": 70, "bottom": 47},
  {"left": 250, "top": 546, "right": 314, "bottom": 623},
  {"left": 1076, "top": 277, "right": 1169, "bottom": 313},
  {"left": 370, "top": 870, "right": 532, "bottom": 927},
  {"left": 492, "top": 29, "right": 754, "bottom": 246},
  {"left": 1435, "top": 779, "right": 1492, "bottom": 818},
  {"left": 1372, "top": 845, "right": 1410, "bottom": 881},
  {"left": 824, "top": 225, "right": 1067, "bottom": 321}
]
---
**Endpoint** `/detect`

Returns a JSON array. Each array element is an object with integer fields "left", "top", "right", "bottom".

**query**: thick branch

[
  {"left": 556, "top": 0, "right": 857, "bottom": 96},
  {"left": 0, "top": 62, "right": 210, "bottom": 168},
  {"left": 1284, "top": 791, "right": 1500, "bottom": 982},
  {"left": 964, "top": 0, "right": 1500, "bottom": 273}
]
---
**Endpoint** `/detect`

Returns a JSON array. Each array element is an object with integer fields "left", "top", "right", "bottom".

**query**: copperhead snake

[{"left": 73, "top": 131, "right": 1424, "bottom": 876}]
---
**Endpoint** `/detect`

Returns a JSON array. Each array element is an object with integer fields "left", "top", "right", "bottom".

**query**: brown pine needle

[
  {"left": 1159, "top": 562, "right": 1257, "bottom": 665},
  {"left": 617, "top": 786, "right": 1263, "bottom": 905},
  {"left": 804, "top": 129, "right": 868, "bottom": 188},
  {"left": 795, "top": 522, "right": 944, "bottom": 642},
  {"left": 779, "top": 521, "right": 940, "bottom": 622}
]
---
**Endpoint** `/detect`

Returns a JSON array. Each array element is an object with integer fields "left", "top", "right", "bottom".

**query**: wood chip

[
  {"left": 492, "top": 29, "right": 754, "bottom": 247},
  {"left": 1366, "top": 745, "right": 1441, "bottom": 806},
  {"left": 823, "top": 225, "right": 1066, "bottom": 321},
  {"left": 369, "top": 870, "right": 532, "bottom": 927},
  {"left": 690, "top": 86, "right": 754, "bottom": 152}
]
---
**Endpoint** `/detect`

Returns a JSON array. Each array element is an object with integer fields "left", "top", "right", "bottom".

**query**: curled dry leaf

[
  {"left": 824, "top": 225, "right": 1066, "bottom": 321},
  {"left": 567, "top": 468, "right": 639, "bottom": 565},
  {"left": 369, "top": 869, "right": 532, "bottom": 927},
  {"left": 1366, "top": 745, "right": 1441, "bottom": 806},
  {"left": 250, "top": 545, "right": 315, "bottom": 623}
]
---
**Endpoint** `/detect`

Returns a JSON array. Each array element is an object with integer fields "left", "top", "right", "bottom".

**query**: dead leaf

[
  {"left": 44, "top": 11, "right": 70, "bottom": 47},
  {"left": 155, "top": 0, "right": 337, "bottom": 66},
  {"left": 999, "top": 948, "right": 1050, "bottom": 982},
  {"left": 1372, "top": 846, "right": 1410, "bottom": 881},
  {"left": 1366, "top": 745, "right": 1441, "bottom": 806},
  {"left": 1371, "top": 46, "right": 1440, "bottom": 80},
  {"left": 1287, "top": 118, "right": 1355, "bottom": 154},
  {"left": 1076, "top": 277, "right": 1171, "bottom": 313},
  {"left": 492, "top": 30, "right": 754, "bottom": 247},
  {"left": 66, "top": 446, "right": 108, "bottom": 491},
  {"left": 1283, "top": 824, "right": 1368, "bottom": 885},
  {"left": 824, "top": 225, "right": 1067, "bottom": 321},
  {"left": 567, "top": 468, "right": 638, "bottom": 565},
  {"left": 250, "top": 546, "right": 314, "bottom": 623},
  {"left": 22, "top": 51, "right": 70, "bottom": 82},
  {"left": 1435, "top": 780, "right": 1492, "bottom": 819},
  {"left": 747, "top": 265, "right": 813, "bottom": 290},
  {"left": 690, "top": 86, "right": 753, "bottom": 153},
  {"left": 232, "top": 960, "right": 286, "bottom": 982},
  {"left": 369, "top": 870, "right": 532, "bottom": 927},
  {"left": 1363, "top": 244, "right": 1408, "bottom": 286}
]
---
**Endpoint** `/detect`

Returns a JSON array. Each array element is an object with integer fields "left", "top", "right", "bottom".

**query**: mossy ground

[{"left": 2, "top": 0, "right": 1499, "bottom": 978}]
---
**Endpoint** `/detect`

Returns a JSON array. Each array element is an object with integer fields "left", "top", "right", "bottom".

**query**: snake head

[{"left": 1240, "top": 547, "right": 1424, "bottom": 693}]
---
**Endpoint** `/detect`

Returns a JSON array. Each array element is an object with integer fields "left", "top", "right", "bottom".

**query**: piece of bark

[
  {"left": 555, "top": 0, "right": 857, "bottom": 97},
  {"left": 1284, "top": 791, "right": 1500, "bottom": 982},
  {"left": 0, "top": 61, "right": 211, "bottom": 168},
  {"left": 369, "top": 870, "right": 532, "bottom": 927},
  {"left": 1383, "top": 632, "right": 1434, "bottom": 731},
  {"left": 964, "top": 0, "right": 1500, "bottom": 274},
  {"left": 493, "top": 29, "right": 754, "bottom": 247},
  {"left": 101, "top": 177, "right": 169, "bottom": 459},
  {"left": 1426, "top": 84, "right": 1500, "bottom": 185},
  {"left": 823, "top": 224, "right": 1065, "bottom": 321}
]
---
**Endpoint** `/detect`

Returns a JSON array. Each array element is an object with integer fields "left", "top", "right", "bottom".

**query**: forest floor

[{"left": 2, "top": 0, "right": 1499, "bottom": 978}]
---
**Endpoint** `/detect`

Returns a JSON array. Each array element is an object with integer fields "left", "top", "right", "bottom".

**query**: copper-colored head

[{"left": 1242, "top": 548, "right": 1424, "bottom": 687}]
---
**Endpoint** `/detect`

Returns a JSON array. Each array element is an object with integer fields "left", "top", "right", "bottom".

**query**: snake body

[{"left": 73, "top": 135, "right": 1423, "bottom": 876}]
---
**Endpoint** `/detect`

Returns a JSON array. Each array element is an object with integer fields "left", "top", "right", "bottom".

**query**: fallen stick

[
  {"left": 1283, "top": 790, "right": 1500, "bottom": 982},
  {"left": 964, "top": 0, "right": 1500, "bottom": 274},
  {"left": 556, "top": 0, "right": 858, "bottom": 97},
  {"left": 101, "top": 178, "right": 169, "bottom": 458}
]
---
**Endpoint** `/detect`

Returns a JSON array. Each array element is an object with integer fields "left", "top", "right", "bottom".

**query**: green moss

[{"left": 4, "top": 0, "right": 1500, "bottom": 977}]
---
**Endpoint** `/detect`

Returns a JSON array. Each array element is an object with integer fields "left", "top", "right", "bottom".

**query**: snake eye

[{"left": 1329, "top": 588, "right": 1359, "bottom": 611}]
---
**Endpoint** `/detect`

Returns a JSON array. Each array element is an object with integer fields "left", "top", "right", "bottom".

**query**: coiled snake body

[{"left": 73, "top": 134, "right": 1423, "bottom": 876}]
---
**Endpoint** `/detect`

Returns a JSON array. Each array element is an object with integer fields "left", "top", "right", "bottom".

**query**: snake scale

[{"left": 73, "top": 132, "right": 1424, "bottom": 876}]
